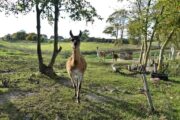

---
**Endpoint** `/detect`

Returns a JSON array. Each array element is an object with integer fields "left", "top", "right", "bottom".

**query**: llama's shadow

[{"left": 49, "top": 74, "right": 73, "bottom": 88}]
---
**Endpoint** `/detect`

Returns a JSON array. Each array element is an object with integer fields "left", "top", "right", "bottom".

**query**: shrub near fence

[{"left": 167, "top": 60, "right": 180, "bottom": 77}]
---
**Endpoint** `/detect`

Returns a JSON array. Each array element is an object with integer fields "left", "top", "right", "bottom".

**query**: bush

[
  {"left": 26, "top": 33, "right": 46, "bottom": 42},
  {"left": 12, "top": 31, "right": 27, "bottom": 40},
  {"left": 128, "top": 38, "right": 140, "bottom": 45},
  {"left": 3, "top": 34, "right": 12, "bottom": 41},
  {"left": 26, "top": 33, "right": 37, "bottom": 41},
  {"left": 167, "top": 60, "right": 180, "bottom": 77}
]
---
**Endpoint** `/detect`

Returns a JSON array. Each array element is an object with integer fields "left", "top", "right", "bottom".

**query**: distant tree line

[
  {"left": 1, "top": 30, "right": 135, "bottom": 44},
  {"left": 85, "top": 37, "right": 129, "bottom": 44},
  {"left": 1, "top": 30, "right": 48, "bottom": 42}
]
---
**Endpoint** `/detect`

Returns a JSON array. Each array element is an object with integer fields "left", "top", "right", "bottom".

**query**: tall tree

[
  {"left": 155, "top": 0, "right": 180, "bottom": 72},
  {"left": 3, "top": 0, "right": 101, "bottom": 76},
  {"left": 105, "top": 9, "right": 128, "bottom": 45},
  {"left": 120, "top": 0, "right": 179, "bottom": 71},
  {"left": 35, "top": 0, "right": 49, "bottom": 74},
  {"left": 122, "top": 0, "right": 164, "bottom": 69}
]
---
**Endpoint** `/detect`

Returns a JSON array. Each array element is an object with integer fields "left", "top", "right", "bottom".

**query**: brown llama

[
  {"left": 96, "top": 46, "right": 106, "bottom": 62},
  {"left": 66, "top": 30, "right": 87, "bottom": 103},
  {"left": 112, "top": 51, "right": 118, "bottom": 62}
]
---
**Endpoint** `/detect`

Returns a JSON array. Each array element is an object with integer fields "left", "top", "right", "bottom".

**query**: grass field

[{"left": 0, "top": 40, "right": 180, "bottom": 120}]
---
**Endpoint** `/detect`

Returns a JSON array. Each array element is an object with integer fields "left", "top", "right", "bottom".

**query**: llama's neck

[{"left": 72, "top": 48, "right": 81, "bottom": 65}]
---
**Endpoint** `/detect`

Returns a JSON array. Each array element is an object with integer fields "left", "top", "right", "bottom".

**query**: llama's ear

[
  {"left": 79, "top": 30, "right": 82, "bottom": 37},
  {"left": 70, "top": 30, "right": 73, "bottom": 38}
]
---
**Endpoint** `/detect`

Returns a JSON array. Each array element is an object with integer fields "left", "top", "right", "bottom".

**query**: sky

[{"left": 0, "top": 0, "right": 129, "bottom": 39}]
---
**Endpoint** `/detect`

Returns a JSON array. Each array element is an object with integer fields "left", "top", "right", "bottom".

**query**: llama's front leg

[
  {"left": 74, "top": 85, "right": 77, "bottom": 99},
  {"left": 70, "top": 74, "right": 75, "bottom": 88},
  {"left": 76, "top": 76, "right": 82, "bottom": 103},
  {"left": 70, "top": 74, "right": 77, "bottom": 99},
  {"left": 103, "top": 57, "right": 105, "bottom": 62},
  {"left": 98, "top": 57, "right": 101, "bottom": 62},
  {"left": 76, "top": 83, "right": 81, "bottom": 103},
  {"left": 77, "top": 82, "right": 82, "bottom": 103}
]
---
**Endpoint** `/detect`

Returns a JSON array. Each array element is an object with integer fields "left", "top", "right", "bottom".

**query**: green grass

[
  {"left": 0, "top": 40, "right": 180, "bottom": 120},
  {"left": 0, "top": 40, "right": 141, "bottom": 52}
]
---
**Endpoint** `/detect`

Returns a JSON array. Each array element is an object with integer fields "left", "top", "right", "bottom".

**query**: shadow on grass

[
  {"left": 48, "top": 74, "right": 73, "bottom": 89},
  {"left": 166, "top": 79, "right": 180, "bottom": 84},
  {"left": 0, "top": 44, "right": 6, "bottom": 48},
  {"left": 47, "top": 74, "right": 149, "bottom": 119},
  {"left": 117, "top": 71, "right": 140, "bottom": 78},
  {"left": 82, "top": 88, "right": 148, "bottom": 119},
  {"left": 0, "top": 95, "right": 48, "bottom": 120},
  {"left": 88, "top": 61, "right": 112, "bottom": 66}
]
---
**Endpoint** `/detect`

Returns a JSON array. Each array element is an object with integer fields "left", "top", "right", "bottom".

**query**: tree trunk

[
  {"left": 36, "top": 3, "right": 56, "bottom": 76},
  {"left": 139, "top": 42, "right": 144, "bottom": 64},
  {"left": 158, "top": 28, "right": 175, "bottom": 71},
  {"left": 48, "top": 1, "right": 62, "bottom": 68},
  {"left": 144, "top": 6, "right": 164, "bottom": 69},
  {"left": 141, "top": 0, "right": 151, "bottom": 69},
  {"left": 36, "top": 3, "right": 46, "bottom": 73},
  {"left": 120, "top": 28, "right": 124, "bottom": 44},
  {"left": 170, "top": 46, "right": 175, "bottom": 60},
  {"left": 115, "top": 27, "right": 119, "bottom": 46},
  {"left": 143, "top": 29, "right": 155, "bottom": 69},
  {"left": 116, "top": 27, "right": 119, "bottom": 41},
  {"left": 142, "top": 74, "right": 155, "bottom": 113},
  {"left": 142, "top": 41, "right": 147, "bottom": 66},
  {"left": 142, "top": 5, "right": 164, "bottom": 71}
]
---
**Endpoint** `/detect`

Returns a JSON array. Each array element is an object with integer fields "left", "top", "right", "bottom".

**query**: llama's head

[{"left": 70, "top": 30, "right": 82, "bottom": 49}]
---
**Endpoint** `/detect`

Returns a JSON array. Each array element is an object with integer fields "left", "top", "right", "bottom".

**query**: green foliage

[
  {"left": 128, "top": 38, "right": 140, "bottom": 45},
  {"left": 3, "top": 34, "right": 12, "bottom": 41},
  {"left": 42, "top": 0, "right": 101, "bottom": 23},
  {"left": 103, "top": 26, "right": 116, "bottom": 38},
  {"left": 81, "top": 29, "right": 90, "bottom": 41},
  {"left": 106, "top": 9, "right": 128, "bottom": 24},
  {"left": 127, "top": 20, "right": 141, "bottom": 45},
  {"left": 155, "top": 0, "right": 180, "bottom": 43},
  {"left": 26, "top": 33, "right": 37, "bottom": 41},
  {"left": 104, "top": 9, "right": 128, "bottom": 42},
  {"left": 167, "top": 60, "right": 180, "bottom": 77},
  {"left": 11, "top": 30, "right": 27, "bottom": 40}
]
